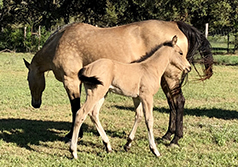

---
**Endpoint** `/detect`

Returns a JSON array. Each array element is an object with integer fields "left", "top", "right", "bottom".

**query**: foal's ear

[
  {"left": 23, "top": 58, "right": 30, "bottom": 69},
  {"left": 172, "top": 35, "right": 178, "bottom": 46}
]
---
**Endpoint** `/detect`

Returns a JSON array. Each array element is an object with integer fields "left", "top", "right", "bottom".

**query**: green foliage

[
  {"left": 0, "top": 25, "right": 51, "bottom": 52},
  {"left": 0, "top": 27, "right": 24, "bottom": 52},
  {"left": 1, "top": 0, "right": 238, "bottom": 52}
]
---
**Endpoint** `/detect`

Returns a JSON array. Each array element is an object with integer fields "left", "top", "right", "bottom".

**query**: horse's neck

[
  {"left": 142, "top": 48, "right": 170, "bottom": 77},
  {"left": 32, "top": 51, "right": 53, "bottom": 73}
]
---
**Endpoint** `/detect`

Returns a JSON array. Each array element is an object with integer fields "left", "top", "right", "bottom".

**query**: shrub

[{"left": 0, "top": 26, "right": 51, "bottom": 53}]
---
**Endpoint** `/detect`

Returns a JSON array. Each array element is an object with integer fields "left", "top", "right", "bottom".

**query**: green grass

[{"left": 0, "top": 52, "right": 238, "bottom": 166}]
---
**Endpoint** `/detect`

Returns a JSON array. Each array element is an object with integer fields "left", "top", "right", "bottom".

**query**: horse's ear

[
  {"left": 172, "top": 35, "right": 178, "bottom": 46},
  {"left": 23, "top": 58, "right": 30, "bottom": 69}
]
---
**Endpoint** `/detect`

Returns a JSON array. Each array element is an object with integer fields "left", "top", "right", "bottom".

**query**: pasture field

[{"left": 0, "top": 52, "right": 238, "bottom": 166}]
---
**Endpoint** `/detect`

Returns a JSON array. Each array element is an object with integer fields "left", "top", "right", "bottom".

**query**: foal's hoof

[
  {"left": 71, "top": 152, "right": 78, "bottom": 159},
  {"left": 124, "top": 144, "right": 131, "bottom": 152},
  {"left": 150, "top": 147, "right": 161, "bottom": 157}
]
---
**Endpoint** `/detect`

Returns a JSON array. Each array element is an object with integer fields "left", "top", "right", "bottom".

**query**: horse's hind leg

[
  {"left": 89, "top": 97, "right": 112, "bottom": 153},
  {"left": 124, "top": 97, "right": 143, "bottom": 152}
]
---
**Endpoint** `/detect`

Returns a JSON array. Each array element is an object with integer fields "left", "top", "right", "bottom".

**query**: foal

[{"left": 70, "top": 36, "right": 191, "bottom": 159}]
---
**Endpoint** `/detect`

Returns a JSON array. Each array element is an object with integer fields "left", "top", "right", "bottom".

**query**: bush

[
  {"left": 0, "top": 27, "right": 25, "bottom": 52},
  {"left": 0, "top": 26, "right": 51, "bottom": 53}
]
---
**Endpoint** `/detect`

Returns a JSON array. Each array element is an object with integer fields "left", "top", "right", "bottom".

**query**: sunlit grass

[{"left": 0, "top": 53, "right": 237, "bottom": 166}]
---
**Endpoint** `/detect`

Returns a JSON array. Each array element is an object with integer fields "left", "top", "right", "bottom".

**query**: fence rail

[{"left": 207, "top": 26, "right": 238, "bottom": 54}]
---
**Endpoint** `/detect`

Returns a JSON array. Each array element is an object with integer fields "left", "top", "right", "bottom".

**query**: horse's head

[
  {"left": 169, "top": 36, "right": 191, "bottom": 74},
  {"left": 23, "top": 58, "right": 45, "bottom": 108}
]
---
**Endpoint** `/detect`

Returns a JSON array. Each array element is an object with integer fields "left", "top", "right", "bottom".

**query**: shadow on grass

[
  {"left": 113, "top": 105, "right": 238, "bottom": 120},
  {"left": 0, "top": 118, "right": 126, "bottom": 152},
  {"left": 0, "top": 106, "right": 237, "bottom": 153},
  {"left": 0, "top": 119, "right": 95, "bottom": 151},
  {"left": 0, "top": 119, "right": 70, "bottom": 150}
]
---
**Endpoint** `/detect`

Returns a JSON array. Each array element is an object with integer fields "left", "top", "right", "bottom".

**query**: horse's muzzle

[
  {"left": 184, "top": 66, "right": 191, "bottom": 73},
  {"left": 32, "top": 99, "right": 41, "bottom": 108}
]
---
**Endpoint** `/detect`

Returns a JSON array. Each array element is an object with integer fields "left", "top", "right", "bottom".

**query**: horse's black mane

[
  {"left": 176, "top": 21, "right": 213, "bottom": 80},
  {"left": 131, "top": 41, "right": 173, "bottom": 63}
]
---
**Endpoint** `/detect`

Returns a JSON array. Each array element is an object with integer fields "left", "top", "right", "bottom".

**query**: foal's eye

[{"left": 179, "top": 52, "right": 183, "bottom": 55}]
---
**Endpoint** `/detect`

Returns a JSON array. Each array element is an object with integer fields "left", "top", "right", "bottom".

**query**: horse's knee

[{"left": 75, "top": 110, "right": 87, "bottom": 125}]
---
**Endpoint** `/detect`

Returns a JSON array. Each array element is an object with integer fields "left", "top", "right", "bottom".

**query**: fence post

[
  {"left": 38, "top": 26, "right": 41, "bottom": 50},
  {"left": 24, "top": 27, "right": 27, "bottom": 40},
  {"left": 205, "top": 23, "right": 209, "bottom": 38}
]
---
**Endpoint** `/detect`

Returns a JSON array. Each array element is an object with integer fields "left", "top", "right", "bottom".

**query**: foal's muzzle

[{"left": 184, "top": 66, "right": 191, "bottom": 73}]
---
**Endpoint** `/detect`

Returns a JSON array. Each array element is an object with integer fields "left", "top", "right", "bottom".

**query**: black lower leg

[
  {"left": 170, "top": 93, "right": 185, "bottom": 146},
  {"left": 162, "top": 96, "right": 176, "bottom": 141},
  {"left": 64, "top": 98, "right": 83, "bottom": 141}
]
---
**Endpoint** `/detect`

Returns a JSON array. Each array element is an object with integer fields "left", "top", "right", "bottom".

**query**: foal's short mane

[{"left": 131, "top": 41, "right": 173, "bottom": 63}]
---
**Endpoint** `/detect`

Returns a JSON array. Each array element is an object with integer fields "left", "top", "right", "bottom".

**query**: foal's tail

[
  {"left": 78, "top": 68, "right": 103, "bottom": 86},
  {"left": 176, "top": 21, "right": 213, "bottom": 81}
]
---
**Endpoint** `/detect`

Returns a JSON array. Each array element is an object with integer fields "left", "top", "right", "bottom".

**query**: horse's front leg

[
  {"left": 161, "top": 76, "right": 185, "bottom": 146},
  {"left": 64, "top": 76, "right": 84, "bottom": 142}
]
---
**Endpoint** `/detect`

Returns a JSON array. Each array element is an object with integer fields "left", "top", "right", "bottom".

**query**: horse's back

[{"left": 50, "top": 20, "right": 188, "bottom": 80}]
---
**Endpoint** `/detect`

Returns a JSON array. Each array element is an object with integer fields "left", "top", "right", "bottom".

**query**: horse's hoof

[
  {"left": 160, "top": 137, "right": 170, "bottom": 144},
  {"left": 150, "top": 147, "right": 161, "bottom": 157},
  {"left": 124, "top": 145, "right": 130, "bottom": 152},
  {"left": 161, "top": 136, "right": 171, "bottom": 142},
  {"left": 106, "top": 146, "right": 113, "bottom": 153},
  {"left": 72, "top": 152, "right": 78, "bottom": 159},
  {"left": 168, "top": 143, "right": 180, "bottom": 148}
]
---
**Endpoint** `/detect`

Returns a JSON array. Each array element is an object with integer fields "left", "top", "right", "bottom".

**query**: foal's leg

[
  {"left": 124, "top": 97, "right": 143, "bottom": 151},
  {"left": 89, "top": 97, "right": 112, "bottom": 153},
  {"left": 70, "top": 102, "right": 93, "bottom": 159},
  {"left": 141, "top": 96, "right": 160, "bottom": 157}
]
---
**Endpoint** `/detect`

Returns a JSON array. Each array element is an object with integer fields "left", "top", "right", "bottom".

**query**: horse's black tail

[
  {"left": 176, "top": 21, "right": 213, "bottom": 80},
  {"left": 78, "top": 68, "right": 103, "bottom": 86}
]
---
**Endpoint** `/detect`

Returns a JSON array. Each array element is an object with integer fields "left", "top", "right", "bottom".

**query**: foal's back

[{"left": 82, "top": 58, "right": 143, "bottom": 97}]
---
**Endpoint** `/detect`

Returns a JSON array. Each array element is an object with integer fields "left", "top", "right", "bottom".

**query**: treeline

[{"left": 0, "top": 0, "right": 238, "bottom": 52}]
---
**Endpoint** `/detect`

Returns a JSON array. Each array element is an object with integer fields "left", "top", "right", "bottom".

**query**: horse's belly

[{"left": 109, "top": 85, "right": 138, "bottom": 98}]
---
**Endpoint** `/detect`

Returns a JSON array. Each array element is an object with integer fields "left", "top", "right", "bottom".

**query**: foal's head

[
  {"left": 168, "top": 36, "right": 191, "bottom": 73},
  {"left": 23, "top": 59, "right": 45, "bottom": 108}
]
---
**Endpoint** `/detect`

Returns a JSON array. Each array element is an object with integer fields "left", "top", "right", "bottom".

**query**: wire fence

[{"left": 207, "top": 28, "right": 238, "bottom": 54}]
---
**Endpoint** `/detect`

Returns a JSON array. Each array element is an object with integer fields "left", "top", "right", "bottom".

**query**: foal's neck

[{"left": 141, "top": 47, "right": 170, "bottom": 76}]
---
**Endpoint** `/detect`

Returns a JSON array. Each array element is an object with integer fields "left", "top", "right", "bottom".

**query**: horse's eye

[{"left": 179, "top": 52, "right": 183, "bottom": 55}]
